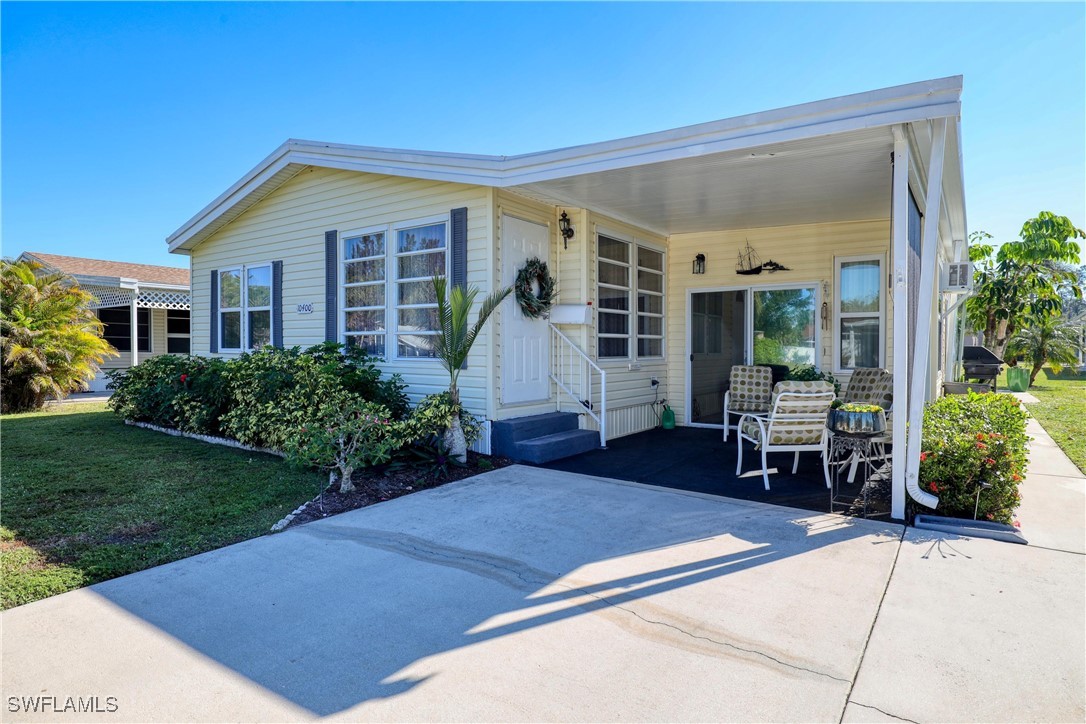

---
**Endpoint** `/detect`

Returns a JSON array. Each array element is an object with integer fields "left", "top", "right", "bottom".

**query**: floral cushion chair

[
  {"left": 841, "top": 368, "right": 894, "bottom": 481},
  {"left": 722, "top": 365, "right": 774, "bottom": 441},
  {"left": 736, "top": 380, "right": 835, "bottom": 490}
]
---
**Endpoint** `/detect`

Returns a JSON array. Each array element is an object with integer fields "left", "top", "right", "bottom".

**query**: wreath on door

[{"left": 514, "top": 257, "right": 557, "bottom": 319}]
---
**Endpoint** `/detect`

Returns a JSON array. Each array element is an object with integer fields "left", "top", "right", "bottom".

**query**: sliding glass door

[
  {"left": 688, "top": 284, "right": 818, "bottom": 428},
  {"left": 752, "top": 287, "right": 817, "bottom": 370}
]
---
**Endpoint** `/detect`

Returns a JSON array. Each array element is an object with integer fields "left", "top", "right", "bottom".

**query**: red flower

[
  {"left": 920, "top": 452, "right": 929, "bottom": 462},
  {"left": 180, "top": 374, "right": 188, "bottom": 382},
  {"left": 984, "top": 457, "right": 996, "bottom": 466},
  {"left": 976, "top": 442, "right": 988, "bottom": 450},
  {"left": 976, "top": 433, "right": 987, "bottom": 441},
  {"left": 1012, "top": 474, "right": 1022, "bottom": 482},
  {"left": 929, "top": 482, "right": 940, "bottom": 493}
]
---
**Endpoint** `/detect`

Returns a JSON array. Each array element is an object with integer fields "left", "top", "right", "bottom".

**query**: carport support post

[
  {"left": 890, "top": 127, "right": 910, "bottom": 520},
  {"left": 130, "top": 291, "right": 139, "bottom": 366}
]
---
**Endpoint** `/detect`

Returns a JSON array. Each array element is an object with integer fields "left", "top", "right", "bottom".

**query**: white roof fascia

[{"left": 168, "top": 76, "right": 963, "bottom": 251}]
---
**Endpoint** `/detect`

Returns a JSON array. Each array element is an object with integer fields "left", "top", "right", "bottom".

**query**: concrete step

[
  {"left": 511, "top": 429, "right": 601, "bottom": 465},
  {"left": 491, "top": 412, "right": 580, "bottom": 456}
]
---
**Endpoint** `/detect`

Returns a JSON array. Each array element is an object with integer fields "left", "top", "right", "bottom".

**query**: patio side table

[{"left": 828, "top": 431, "right": 887, "bottom": 518}]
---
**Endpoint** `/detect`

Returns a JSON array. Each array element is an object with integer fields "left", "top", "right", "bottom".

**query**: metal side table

[{"left": 828, "top": 430, "right": 887, "bottom": 518}]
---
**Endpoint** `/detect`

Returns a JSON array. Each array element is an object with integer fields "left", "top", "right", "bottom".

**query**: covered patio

[{"left": 539, "top": 426, "right": 891, "bottom": 516}]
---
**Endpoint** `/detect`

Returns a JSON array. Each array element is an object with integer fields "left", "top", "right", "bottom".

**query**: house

[
  {"left": 17, "top": 252, "right": 192, "bottom": 392},
  {"left": 166, "top": 76, "right": 969, "bottom": 520}
]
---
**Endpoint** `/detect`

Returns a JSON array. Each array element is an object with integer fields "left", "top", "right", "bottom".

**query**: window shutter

[
  {"left": 209, "top": 269, "right": 219, "bottom": 353},
  {"left": 272, "top": 260, "right": 284, "bottom": 349},
  {"left": 325, "top": 231, "right": 338, "bottom": 343},
  {"left": 451, "top": 207, "right": 467, "bottom": 289}
]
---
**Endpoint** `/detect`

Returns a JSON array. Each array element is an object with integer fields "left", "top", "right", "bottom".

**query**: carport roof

[{"left": 167, "top": 76, "right": 965, "bottom": 251}]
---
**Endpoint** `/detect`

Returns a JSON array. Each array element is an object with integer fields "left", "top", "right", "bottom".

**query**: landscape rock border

[{"left": 124, "top": 420, "right": 285, "bottom": 458}]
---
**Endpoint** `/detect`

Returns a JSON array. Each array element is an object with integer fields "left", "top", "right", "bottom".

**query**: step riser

[
  {"left": 491, "top": 412, "right": 580, "bottom": 456},
  {"left": 511, "top": 430, "right": 600, "bottom": 465}
]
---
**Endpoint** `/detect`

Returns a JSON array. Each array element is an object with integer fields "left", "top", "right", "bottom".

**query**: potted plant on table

[{"left": 827, "top": 401, "right": 887, "bottom": 436}]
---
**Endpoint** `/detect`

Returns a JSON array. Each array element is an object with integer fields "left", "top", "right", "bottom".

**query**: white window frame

[
  {"left": 218, "top": 263, "right": 273, "bottom": 353},
  {"left": 833, "top": 253, "right": 886, "bottom": 373},
  {"left": 635, "top": 244, "right": 666, "bottom": 359},
  {"left": 391, "top": 215, "right": 449, "bottom": 361},
  {"left": 340, "top": 224, "right": 390, "bottom": 358},
  {"left": 596, "top": 228, "right": 667, "bottom": 361}
]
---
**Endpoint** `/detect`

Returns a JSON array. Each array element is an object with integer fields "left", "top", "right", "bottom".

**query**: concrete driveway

[{"left": 3, "top": 464, "right": 1083, "bottom": 722}]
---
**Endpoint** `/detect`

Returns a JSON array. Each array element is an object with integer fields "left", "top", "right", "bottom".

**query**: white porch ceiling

[{"left": 511, "top": 127, "right": 896, "bottom": 236}]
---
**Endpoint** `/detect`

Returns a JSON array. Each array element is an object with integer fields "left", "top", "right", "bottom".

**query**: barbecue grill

[{"left": 962, "top": 346, "right": 1004, "bottom": 391}]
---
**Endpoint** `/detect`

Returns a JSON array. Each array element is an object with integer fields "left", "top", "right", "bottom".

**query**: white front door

[{"left": 501, "top": 215, "right": 551, "bottom": 405}]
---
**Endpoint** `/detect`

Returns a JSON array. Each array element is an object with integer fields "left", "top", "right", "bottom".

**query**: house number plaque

[{"left": 296, "top": 303, "right": 314, "bottom": 314}]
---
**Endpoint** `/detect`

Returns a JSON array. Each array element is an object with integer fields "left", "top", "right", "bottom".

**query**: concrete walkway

[{"left": 2, "top": 420, "right": 1084, "bottom": 722}]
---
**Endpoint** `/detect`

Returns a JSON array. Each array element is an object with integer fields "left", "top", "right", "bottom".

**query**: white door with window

[{"left": 501, "top": 215, "right": 551, "bottom": 404}]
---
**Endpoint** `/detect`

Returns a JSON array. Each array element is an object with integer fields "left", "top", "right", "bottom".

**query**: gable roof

[
  {"left": 167, "top": 76, "right": 965, "bottom": 252},
  {"left": 21, "top": 252, "right": 190, "bottom": 287}
]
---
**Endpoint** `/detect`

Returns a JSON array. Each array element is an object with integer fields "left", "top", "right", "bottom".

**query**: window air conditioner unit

[{"left": 940, "top": 262, "right": 973, "bottom": 293}]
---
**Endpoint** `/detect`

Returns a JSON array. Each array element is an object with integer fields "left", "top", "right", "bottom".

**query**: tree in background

[
  {"left": 1006, "top": 314, "right": 1084, "bottom": 386},
  {"left": 967, "top": 212, "right": 1084, "bottom": 360},
  {"left": 432, "top": 276, "right": 511, "bottom": 463},
  {"left": 1, "top": 260, "right": 117, "bottom": 413}
]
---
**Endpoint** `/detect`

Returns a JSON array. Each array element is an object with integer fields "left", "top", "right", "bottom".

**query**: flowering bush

[
  {"left": 917, "top": 391, "right": 1029, "bottom": 523},
  {"left": 108, "top": 355, "right": 229, "bottom": 433}
]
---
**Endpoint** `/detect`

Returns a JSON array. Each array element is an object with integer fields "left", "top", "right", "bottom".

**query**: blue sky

[{"left": 3, "top": 2, "right": 1084, "bottom": 269}]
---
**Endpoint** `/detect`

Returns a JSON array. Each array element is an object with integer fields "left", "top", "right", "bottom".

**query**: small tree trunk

[
  {"left": 337, "top": 464, "right": 356, "bottom": 493},
  {"left": 1029, "top": 360, "right": 1045, "bottom": 387},
  {"left": 444, "top": 414, "right": 468, "bottom": 464}
]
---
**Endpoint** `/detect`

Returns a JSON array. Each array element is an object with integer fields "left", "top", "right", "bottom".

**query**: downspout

[{"left": 903, "top": 118, "right": 948, "bottom": 511}]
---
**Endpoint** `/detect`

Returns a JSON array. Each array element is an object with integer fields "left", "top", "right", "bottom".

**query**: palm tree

[
  {"left": 1006, "top": 314, "right": 1084, "bottom": 387},
  {"left": 432, "top": 276, "right": 512, "bottom": 462},
  {"left": 1, "top": 260, "right": 117, "bottom": 413}
]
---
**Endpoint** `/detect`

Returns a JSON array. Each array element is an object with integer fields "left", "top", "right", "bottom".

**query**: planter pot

[
  {"left": 827, "top": 408, "right": 886, "bottom": 437},
  {"left": 1005, "top": 366, "right": 1030, "bottom": 392}
]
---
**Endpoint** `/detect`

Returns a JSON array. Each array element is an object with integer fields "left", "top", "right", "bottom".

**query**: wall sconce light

[
  {"left": 558, "top": 212, "right": 575, "bottom": 249},
  {"left": 693, "top": 253, "right": 706, "bottom": 275}
]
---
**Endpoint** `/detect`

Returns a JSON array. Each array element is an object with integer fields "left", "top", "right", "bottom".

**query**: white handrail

[{"left": 549, "top": 323, "right": 607, "bottom": 448}]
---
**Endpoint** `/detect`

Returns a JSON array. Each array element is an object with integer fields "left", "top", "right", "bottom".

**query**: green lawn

[
  {"left": 1002, "top": 367, "right": 1086, "bottom": 474},
  {"left": 1, "top": 402, "right": 325, "bottom": 609}
]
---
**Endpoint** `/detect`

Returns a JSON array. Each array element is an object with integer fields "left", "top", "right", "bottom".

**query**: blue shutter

[
  {"left": 451, "top": 207, "right": 467, "bottom": 289},
  {"left": 209, "top": 270, "right": 219, "bottom": 353},
  {"left": 272, "top": 260, "right": 284, "bottom": 348},
  {"left": 324, "top": 231, "right": 338, "bottom": 343}
]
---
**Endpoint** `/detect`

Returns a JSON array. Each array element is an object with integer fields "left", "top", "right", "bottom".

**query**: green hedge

[
  {"left": 917, "top": 391, "right": 1029, "bottom": 523},
  {"left": 108, "top": 343, "right": 408, "bottom": 447}
]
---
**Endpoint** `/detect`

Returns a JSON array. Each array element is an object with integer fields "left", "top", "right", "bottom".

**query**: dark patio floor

[{"left": 538, "top": 426, "right": 891, "bottom": 516}]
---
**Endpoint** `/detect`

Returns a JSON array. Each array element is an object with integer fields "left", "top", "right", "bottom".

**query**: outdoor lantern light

[
  {"left": 558, "top": 211, "right": 575, "bottom": 249},
  {"left": 693, "top": 253, "right": 706, "bottom": 275}
]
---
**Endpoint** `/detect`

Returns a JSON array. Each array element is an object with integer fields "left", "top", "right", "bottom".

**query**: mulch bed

[{"left": 286, "top": 452, "right": 514, "bottom": 529}]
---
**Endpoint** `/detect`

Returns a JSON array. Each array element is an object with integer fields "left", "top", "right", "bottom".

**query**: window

[
  {"left": 597, "top": 235, "right": 631, "bottom": 358},
  {"left": 166, "top": 309, "right": 191, "bottom": 354},
  {"left": 339, "top": 218, "right": 448, "bottom": 360},
  {"left": 596, "top": 234, "right": 665, "bottom": 359},
  {"left": 99, "top": 307, "right": 149, "bottom": 352},
  {"left": 636, "top": 246, "right": 664, "bottom": 357},
  {"left": 343, "top": 230, "right": 387, "bottom": 355},
  {"left": 394, "top": 221, "right": 446, "bottom": 358},
  {"left": 835, "top": 255, "right": 884, "bottom": 371},
  {"left": 219, "top": 264, "right": 272, "bottom": 352}
]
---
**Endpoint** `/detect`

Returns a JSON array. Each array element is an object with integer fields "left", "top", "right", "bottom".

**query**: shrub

[
  {"left": 402, "top": 392, "right": 482, "bottom": 445},
  {"left": 282, "top": 393, "right": 404, "bottom": 493},
  {"left": 1, "top": 260, "right": 117, "bottom": 412},
  {"left": 753, "top": 337, "right": 784, "bottom": 365},
  {"left": 917, "top": 391, "right": 1029, "bottom": 523},
  {"left": 108, "top": 355, "right": 229, "bottom": 433},
  {"left": 219, "top": 344, "right": 408, "bottom": 449},
  {"left": 785, "top": 364, "right": 841, "bottom": 396}
]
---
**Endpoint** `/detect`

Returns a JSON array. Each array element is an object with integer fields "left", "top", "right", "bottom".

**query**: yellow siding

[
  {"left": 666, "top": 218, "right": 892, "bottom": 426},
  {"left": 188, "top": 166, "right": 494, "bottom": 417}
]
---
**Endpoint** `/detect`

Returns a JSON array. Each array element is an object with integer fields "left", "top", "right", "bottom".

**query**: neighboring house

[
  {"left": 17, "top": 252, "right": 192, "bottom": 392},
  {"left": 166, "top": 76, "right": 969, "bottom": 520}
]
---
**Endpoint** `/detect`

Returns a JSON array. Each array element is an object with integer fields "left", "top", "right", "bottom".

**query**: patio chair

[
  {"left": 841, "top": 368, "right": 894, "bottom": 482},
  {"left": 736, "top": 380, "right": 835, "bottom": 491},
  {"left": 722, "top": 365, "right": 774, "bottom": 441}
]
